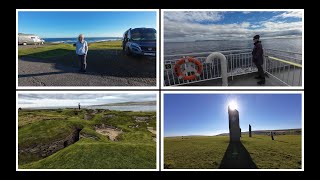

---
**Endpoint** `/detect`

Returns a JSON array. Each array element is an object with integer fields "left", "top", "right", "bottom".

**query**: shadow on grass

[
  {"left": 19, "top": 48, "right": 156, "bottom": 79},
  {"left": 219, "top": 141, "right": 258, "bottom": 169}
]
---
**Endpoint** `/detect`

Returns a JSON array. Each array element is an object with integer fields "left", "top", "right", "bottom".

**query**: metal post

[{"left": 206, "top": 52, "right": 228, "bottom": 86}]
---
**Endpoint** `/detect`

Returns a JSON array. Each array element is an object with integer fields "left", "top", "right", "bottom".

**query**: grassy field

[
  {"left": 18, "top": 108, "right": 156, "bottom": 169},
  {"left": 164, "top": 135, "right": 301, "bottom": 169},
  {"left": 18, "top": 41, "right": 122, "bottom": 59}
]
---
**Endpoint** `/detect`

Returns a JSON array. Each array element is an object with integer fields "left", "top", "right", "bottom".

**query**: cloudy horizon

[
  {"left": 164, "top": 11, "right": 303, "bottom": 42},
  {"left": 18, "top": 93, "right": 156, "bottom": 108}
]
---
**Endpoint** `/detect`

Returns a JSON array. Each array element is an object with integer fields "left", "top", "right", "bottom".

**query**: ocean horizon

[
  {"left": 20, "top": 105, "right": 157, "bottom": 112},
  {"left": 164, "top": 37, "right": 302, "bottom": 55},
  {"left": 43, "top": 37, "right": 122, "bottom": 44}
]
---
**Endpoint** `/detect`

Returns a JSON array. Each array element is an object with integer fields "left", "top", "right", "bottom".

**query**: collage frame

[{"left": 16, "top": 9, "right": 304, "bottom": 171}]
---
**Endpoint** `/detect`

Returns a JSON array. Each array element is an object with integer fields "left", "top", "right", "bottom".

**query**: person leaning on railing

[{"left": 252, "top": 35, "right": 265, "bottom": 85}]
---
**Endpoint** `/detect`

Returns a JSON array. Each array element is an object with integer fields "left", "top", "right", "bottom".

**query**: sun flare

[{"left": 228, "top": 101, "right": 238, "bottom": 110}]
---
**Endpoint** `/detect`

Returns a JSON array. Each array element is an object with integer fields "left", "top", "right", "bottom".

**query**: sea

[
  {"left": 164, "top": 37, "right": 302, "bottom": 55},
  {"left": 24, "top": 105, "right": 156, "bottom": 112},
  {"left": 43, "top": 37, "right": 122, "bottom": 44},
  {"left": 86, "top": 105, "right": 156, "bottom": 112}
]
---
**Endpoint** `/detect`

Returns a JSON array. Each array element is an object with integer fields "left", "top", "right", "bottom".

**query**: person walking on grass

[
  {"left": 74, "top": 34, "right": 88, "bottom": 73},
  {"left": 252, "top": 35, "right": 265, "bottom": 85}
]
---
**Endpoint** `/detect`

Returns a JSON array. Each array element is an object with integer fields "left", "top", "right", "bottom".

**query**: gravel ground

[{"left": 18, "top": 49, "right": 157, "bottom": 86}]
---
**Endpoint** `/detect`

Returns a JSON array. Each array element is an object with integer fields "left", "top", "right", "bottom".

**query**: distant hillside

[
  {"left": 91, "top": 101, "right": 156, "bottom": 106},
  {"left": 216, "top": 128, "right": 301, "bottom": 136}
]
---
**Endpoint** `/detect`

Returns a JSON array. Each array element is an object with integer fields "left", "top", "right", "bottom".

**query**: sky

[
  {"left": 164, "top": 94, "right": 302, "bottom": 137},
  {"left": 18, "top": 11, "right": 157, "bottom": 38},
  {"left": 164, "top": 11, "right": 303, "bottom": 42},
  {"left": 18, "top": 93, "right": 156, "bottom": 108}
]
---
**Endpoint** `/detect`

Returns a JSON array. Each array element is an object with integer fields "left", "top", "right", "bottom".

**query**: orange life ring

[{"left": 174, "top": 57, "right": 203, "bottom": 81}]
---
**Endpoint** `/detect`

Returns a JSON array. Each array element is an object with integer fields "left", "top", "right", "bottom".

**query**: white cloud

[
  {"left": 275, "top": 11, "right": 303, "bottom": 19},
  {"left": 242, "top": 12, "right": 251, "bottom": 14},
  {"left": 164, "top": 11, "right": 302, "bottom": 42},
  {"left": 18, "top": 93, "right": 156, "bottom": 108},
  {"left": 250, "top": 24, "right": 261, "bottom": 28},
  {"left": 261, "top": 21, "right": 302, "bottom": 31},
  {"left": 241, "top": 22, "right": 250, "bottom": 28},
  {"left": 164, "top": 11, "right": 223, "bottom": 23}
]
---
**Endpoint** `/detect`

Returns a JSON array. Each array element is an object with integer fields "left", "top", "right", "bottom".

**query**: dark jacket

[{"left": 252, "top": 41, "right": 264, "bottom": 65}]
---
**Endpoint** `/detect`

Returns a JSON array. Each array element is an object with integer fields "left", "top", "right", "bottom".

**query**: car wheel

[
  {"left": 23, "top": 42, "right": 27, "bottom": 46},
  {"left": 126, "top": 47, "right": 132, "bottom": 56}
]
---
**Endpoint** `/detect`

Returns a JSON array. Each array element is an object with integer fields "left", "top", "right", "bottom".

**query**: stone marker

[
  {"left": 228, "top": 106, "right": 241, "bottom": 142},
  {"left": 249, "top": 124, "right": 252, "bottom": 137},
  {"left": 271, "top": 131, "right": 274, "bottom": 140}
]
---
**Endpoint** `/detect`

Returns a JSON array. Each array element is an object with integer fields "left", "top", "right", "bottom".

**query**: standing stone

[
  {"left": 249, "top": 124, "right": 252, "bottom": 137},
  {"left": 78, "top": 103, "right": 81, "bottom": 110},
  {"left": 271, "top": 131, "right": 274, "bottom": 140},
  {"left": 240, "top": 128, "right": 241, "bottom": 137},
  {"left": 228, "top": 106, "right": 241, "bottom": 142}
]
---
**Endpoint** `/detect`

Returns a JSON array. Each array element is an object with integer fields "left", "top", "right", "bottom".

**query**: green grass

[
  {"left": 88, "top": 40, "right": 122, "bottom": 50},
  {"left": 18, "top": 108, "right": 156, "bottom": 169},
  {"left": 21, "top": 139, "right": 156, "bottom": 169},
  {"left": 164, "top": 135, "right": 301, "bottom": 169},
  {"left": 18, "top": 44, "right": 74, "bottom": 58},
  {"left": 18, "top": 41, "right": 122, "bottom": 59}
]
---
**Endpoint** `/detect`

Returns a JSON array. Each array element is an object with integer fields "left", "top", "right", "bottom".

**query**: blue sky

[
  {"left": 18, "top": 11, "right": 157, "bottom": 38},
  {"left": 164, "top": 94, "right": 302, "bottom": 137},
  {"left": 164, "top": 11, "right": 303, "bottom": 41}
]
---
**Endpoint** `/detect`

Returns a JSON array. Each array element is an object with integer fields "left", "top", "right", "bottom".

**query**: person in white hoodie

[{"left": 74, "top": 34, "right": 88, "bottom": 72}]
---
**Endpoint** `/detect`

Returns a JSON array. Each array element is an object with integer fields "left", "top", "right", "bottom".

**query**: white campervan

[{"left": 18, "top": 33, "right": 45, "bottom": 45}]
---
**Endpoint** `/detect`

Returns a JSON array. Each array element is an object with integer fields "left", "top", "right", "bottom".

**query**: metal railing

[{"left": 164, "top": 49, "right": 302, "bottom": 86}]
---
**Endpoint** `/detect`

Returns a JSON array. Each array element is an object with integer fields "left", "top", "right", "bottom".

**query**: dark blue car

[{"left": 122, "top": 28, "right": 156, "bottom": 57}]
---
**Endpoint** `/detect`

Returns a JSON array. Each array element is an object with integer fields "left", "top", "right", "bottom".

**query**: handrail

[
  {"left": 267, "top": 56, "right": 303, "bottom": 68},
  {"left": 164, "top": 49, "right": 252, "bottom": 57},
  {"left": 206, "top": 52, "right": 228, "bottom": 86},
  {"left": 264, "top": 48, "right": 302, "bottom": 55},
  {"left": 164, "top": 48, "right": 302, "bottom": 86}
]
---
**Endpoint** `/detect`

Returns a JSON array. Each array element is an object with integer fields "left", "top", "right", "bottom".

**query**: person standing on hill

[
  {"left": 74, "top": 34, "right": 88, "bottom": 73},
  {"left": 252, "top": 35, "right": 265, "bottom": 85}
]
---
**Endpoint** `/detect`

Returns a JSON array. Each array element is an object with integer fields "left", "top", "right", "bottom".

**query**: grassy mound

[{"left": 18, "top": 108, "right": 156, "bottom": 169}]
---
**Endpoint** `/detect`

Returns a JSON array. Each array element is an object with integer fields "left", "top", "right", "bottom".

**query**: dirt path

[
  {"left": 147, "top": 127, "right": 156, "bottom": 142},
  {"left": 147, "top": 127, "right": 156, "bottom": 135},
  {"left": 18, "top": 52, "right": 156, "bottom": 86},
  {"left": 95, "top": 127, "right": 122, "bottom": 141}
]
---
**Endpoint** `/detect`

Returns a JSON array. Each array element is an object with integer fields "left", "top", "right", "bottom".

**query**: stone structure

[
  {"left": 228, "top": 106, "right": 241, "bottom": 142},
  {"left": 249, "top": 124, "right": 252, "bottom": 137},
  {"left": 18, "top": 128, "right": 82, "bottom": 158}
]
